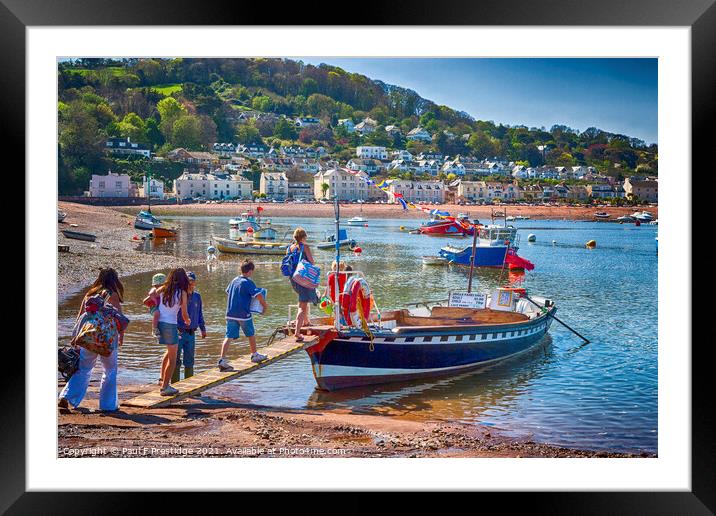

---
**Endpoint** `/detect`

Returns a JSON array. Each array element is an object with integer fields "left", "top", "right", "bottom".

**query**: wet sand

[
  {"left": 114, "top": 201, "right": 657, "bottom": 222},
  {"left": 58, "top": 384, "right": 649, "bottom": 458}
]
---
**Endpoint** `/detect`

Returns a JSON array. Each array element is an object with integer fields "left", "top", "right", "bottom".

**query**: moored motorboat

[
  {"left": 594, "top": 212, "right": 610, "bottom": 219},
  {"left": 347, "top": 216, "right": 367, "bottom": 226},
  {"left": 229, "top": 210, "right": 262, "bottom": 232},
  {"left": 134, "top": 211, "right": 163, "bottom": 230},
  {"left": 632, "top": 211, "right": 654, "bottom": 222},
  {"left": 316, "top": 229, "right": 356, "bottom": 250},
  {"left": 617, "top": 215, "right": 635, "bottom": 223},
  {"left": 212, "top": 235, "right": 288, "bottom": 255},
  {"left": 61, "top": 230, "right": 97, "bottom": 242}
]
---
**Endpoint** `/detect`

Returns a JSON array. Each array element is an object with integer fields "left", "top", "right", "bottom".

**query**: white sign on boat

[{"left": 448, "top": 292, "right": 487, "bottom": 309}]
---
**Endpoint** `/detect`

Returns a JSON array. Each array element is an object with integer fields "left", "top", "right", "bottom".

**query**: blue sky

[{"left": 299, "top": 58, "right": 657, "bottom": 144}]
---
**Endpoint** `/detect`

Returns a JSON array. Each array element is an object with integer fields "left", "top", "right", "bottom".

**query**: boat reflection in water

[{"left": 306, "top": 334, "right": 554, "bottom": 422}]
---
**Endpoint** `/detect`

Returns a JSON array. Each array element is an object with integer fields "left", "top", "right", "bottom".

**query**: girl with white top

[{"left": 155, "top": 268, "right": 191, "bottom": 396}]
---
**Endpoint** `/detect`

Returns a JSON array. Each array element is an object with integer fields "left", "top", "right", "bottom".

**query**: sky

[{"left": 299, "top": 58, "right": 658, "bottom": 144}]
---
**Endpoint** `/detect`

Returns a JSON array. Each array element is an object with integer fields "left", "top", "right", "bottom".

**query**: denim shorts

[
  {"left": 225, "top": 318, "right": 255, "bottom": 339},
  {"left": 158, "top": 321, "right": 178, "bottom": 345}
]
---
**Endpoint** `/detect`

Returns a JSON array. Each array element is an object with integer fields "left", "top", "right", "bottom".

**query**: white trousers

[{"left": 59, "top": 347, "right": 118, "bottom": 411}]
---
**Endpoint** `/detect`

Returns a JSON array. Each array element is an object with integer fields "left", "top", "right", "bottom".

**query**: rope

[{"left": 357, "top": 299, "right": 375, "bottom": 352}]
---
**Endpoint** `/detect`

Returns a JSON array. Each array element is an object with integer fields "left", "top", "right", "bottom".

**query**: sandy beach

[
  {"left": 57, "top": 383, "right": 646, "bottom": 458},
  {"left": 112, "top": 201, "right": 657, "bottom": 222},
  {"left": 57, "top": 201, "right": 655, "bottom": 459},
  {"left": 57, "top": 202, "right": 206, "bottom": 301}
]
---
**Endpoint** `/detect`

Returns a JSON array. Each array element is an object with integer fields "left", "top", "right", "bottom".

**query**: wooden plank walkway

[{"left": 123, "top": 335, "right": 318, "bottom": 408}]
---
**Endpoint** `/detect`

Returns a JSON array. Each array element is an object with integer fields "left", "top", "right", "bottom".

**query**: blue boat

[
  {"left": 438, "top": 224, "right": 519, "bottom": 267},
  {"left": 301, "top": 288, "right": 555, "bottom": 391}
]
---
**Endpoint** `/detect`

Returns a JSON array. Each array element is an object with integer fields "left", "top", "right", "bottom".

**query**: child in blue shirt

[{"left": 218, "top": 260, "right": 268, "bottom": 371}]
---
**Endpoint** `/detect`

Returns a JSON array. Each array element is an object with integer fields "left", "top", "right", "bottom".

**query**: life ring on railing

[{"left": 339, "top": 276, "right": 372, "bottom": 328}]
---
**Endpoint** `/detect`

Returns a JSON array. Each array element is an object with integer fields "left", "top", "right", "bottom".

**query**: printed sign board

[{"left": 448, "top": 292, "right": 487, "bottom": 309}]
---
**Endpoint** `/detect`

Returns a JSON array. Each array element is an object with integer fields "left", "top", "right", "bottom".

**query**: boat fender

[{"left": 586, "top": 240, "right": 597, "bottom": 248}]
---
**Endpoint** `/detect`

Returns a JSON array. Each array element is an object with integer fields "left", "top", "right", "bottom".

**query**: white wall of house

[
  {"left": 174, "top": 173, "right": 252, "bottom": 200},
  {"left": 356, "top": 146, "right": 388, "bottom": 160},
  {"left": 89, "top": 172, "right": 132, "bottom": 197}
]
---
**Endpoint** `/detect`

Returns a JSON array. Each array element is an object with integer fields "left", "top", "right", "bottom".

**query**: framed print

[{"left": 3, "top": 0, "right": 711, "bottom": 511}]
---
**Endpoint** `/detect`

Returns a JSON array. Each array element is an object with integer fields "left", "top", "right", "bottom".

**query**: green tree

[
  {"left": 171, "top": 115, "right": 203, "bottom": 149},
  {"left": 321, "top": 182, "right": 330, "bottom": 198},
  {"left": 273, "top": 117, "right": 298, "bottom": 140}
]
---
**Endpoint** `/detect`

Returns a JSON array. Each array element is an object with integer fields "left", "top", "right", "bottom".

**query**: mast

[
  {"left": 466, "top": 222, "right": 479, "bottom": 293},
  {"left": 146, "top": 169, "right": 151, "bottom": 214},
  {"left": 333, "top": 195, "right": 341, "bottom": 332}
]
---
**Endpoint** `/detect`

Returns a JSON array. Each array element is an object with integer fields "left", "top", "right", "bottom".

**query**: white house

[
  {"left": 260, "top": 172, "right": 289, "bottom": 200},
  {"left": 105, "top": 137, "right": 151, "bottom": 158},
  {"left": 387, "top": 180, "right": 446, "bottom": 204},
  {"left": 313, "top": 168, "right": 382, "bottom": 201},
  {"left": 406, "top": 127, "right": 432, "bottom": 142},
  {"left": 354, "top": 117, "right": 378, "bottom": 135},
  {"left": 356, "top": 146, "right": 388, "bottom": 160},
  {"left": 89, "top": 172, "right": 132, "bottom": 197},
  {"left": 295, "top": 117, "right": 321, "bottom": 128},
  {"left": 173, "top": 172, "right": 253, "bottom": 200},
  {"left": 337, "top": 119, "right": 355, "bottom": 133},
  {"left": 140, "top": 177, "right": 165, "bottom": 199}
]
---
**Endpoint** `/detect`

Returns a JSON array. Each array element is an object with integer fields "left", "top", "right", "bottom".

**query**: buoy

[
  {"left": 127, "top": 221, "right": 132, "bottom": 226},
  {"left": 353, "top": 246, "right": 362, "bottom": 254},
  {"left": 364, "top": 224, "right": 368, "bottom": 227},
  {"left": 246, "top": 226, "right": 254, "bottom": 233},
  {"left": 400, "top": 226, "right": 405, "bottom": 231},
  {"left": 586, "top": 240, "right": 597, "bottom": 248},
  {"left": 132, "top": 234, "right": 139, "bottom": 240},
  {"left": 207, "top": 245, "right": 216, "bottom": 254},
  {"left": 527, "top": 234, "right": 536, "bottom": 242},
  {"left": 552, "top": 240, "right": 557, "bottom": 245}
]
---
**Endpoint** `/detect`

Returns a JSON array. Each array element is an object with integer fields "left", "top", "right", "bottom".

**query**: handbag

[
  {"left": 281, "top": 244, "right": 302, "bottom": 277},
  {"left": 58, "top": 346, "right": 80, "bottom": 381},
  {"left": 292, "top": 258, "right": 321, "bottom": 289},
  {"left": 71, "top": 310, "right": 119, "bottom": 357}
]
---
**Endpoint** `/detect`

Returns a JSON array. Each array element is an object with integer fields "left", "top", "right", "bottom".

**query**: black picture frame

[{"left": 4, "top": 0, "right": 707, "bottom": 512}]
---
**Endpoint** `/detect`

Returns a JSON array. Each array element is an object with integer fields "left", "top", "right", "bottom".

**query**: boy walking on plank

[{"left": 218, "top": 260, "right": 268, "bottom": 372}]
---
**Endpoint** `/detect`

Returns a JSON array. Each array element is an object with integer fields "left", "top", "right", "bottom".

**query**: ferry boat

[{"left": 291, "top": 284, "right": 555, "bottom": 391}]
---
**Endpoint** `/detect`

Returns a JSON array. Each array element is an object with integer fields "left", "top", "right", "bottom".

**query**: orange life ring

[{"left": 339, "top": 276, "right": 372, "bottom": 327}]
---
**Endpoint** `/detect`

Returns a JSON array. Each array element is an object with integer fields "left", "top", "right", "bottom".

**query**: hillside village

[
  {"left": 60, "top": 58, "right": 658, "bottom": 206},
  {"left": 91, "top": 135, "right": 658, "bottom": 205}
]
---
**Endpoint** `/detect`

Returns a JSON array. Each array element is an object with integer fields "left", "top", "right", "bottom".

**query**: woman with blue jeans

[
  {"left": 155, "top": 268, "right": 191, "bottom": 396},
  {"left": 58, "top": 268, "right": 125, "bottom": 412},
  {"left": 172, "top": 271, "right": 206, "bottom": 383}
]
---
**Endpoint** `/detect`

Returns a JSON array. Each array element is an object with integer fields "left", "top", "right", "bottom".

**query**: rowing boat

[
  {"left": 61, "top": 230, "right": 96, "bottom": 242},
  {"left": 152, "top": 226, "right": 178, "bottom": 238}
]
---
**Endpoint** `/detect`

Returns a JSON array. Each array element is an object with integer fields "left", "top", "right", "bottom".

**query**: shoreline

[
  {"left": 58, "top": 383, "right": 651, "bottom": 458},
  {"left": 112, "top": 201, "right": 657, "bottom": 222}
]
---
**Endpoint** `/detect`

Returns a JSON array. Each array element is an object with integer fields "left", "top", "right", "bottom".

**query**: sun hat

[{"left": 151, "top": 273, "right": 166, "bottom": 286}]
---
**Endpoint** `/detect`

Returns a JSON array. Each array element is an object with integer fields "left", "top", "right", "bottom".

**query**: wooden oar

[{"left": 523, "top": 295, "right": 590, "bottom": 344}]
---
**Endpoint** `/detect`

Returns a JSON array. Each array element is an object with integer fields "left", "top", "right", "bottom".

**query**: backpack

[
  {"left": 70, "top": 292, "right": 129, "bottom": 357},
  {"left": 280, "top": 244, "right": 303, "bottom": 277}
]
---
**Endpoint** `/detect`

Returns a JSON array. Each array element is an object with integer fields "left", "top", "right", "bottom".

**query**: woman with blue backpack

[{"left": 283, "top": 227, "right": 320, "bottom": 342}]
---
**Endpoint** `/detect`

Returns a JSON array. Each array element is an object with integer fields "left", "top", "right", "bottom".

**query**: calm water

[{"left": 58, "top": 215, "right": 658, "bottom": 454}]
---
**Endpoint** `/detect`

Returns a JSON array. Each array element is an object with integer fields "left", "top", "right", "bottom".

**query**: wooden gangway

[{"left": 123, "top": 335, "right": 318, "bottom": 409}]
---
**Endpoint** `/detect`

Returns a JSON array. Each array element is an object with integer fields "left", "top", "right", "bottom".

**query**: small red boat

[
  {"left": 418, "top": 220, "right": 474, "bottom": 237},
  {"left": 152, "top": 226, "right": 178, "bottom": 238}
]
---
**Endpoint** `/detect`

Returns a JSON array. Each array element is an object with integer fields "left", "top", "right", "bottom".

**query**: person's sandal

[{"left": 58, "top": 398, "right": 70, "bottom": 413}]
